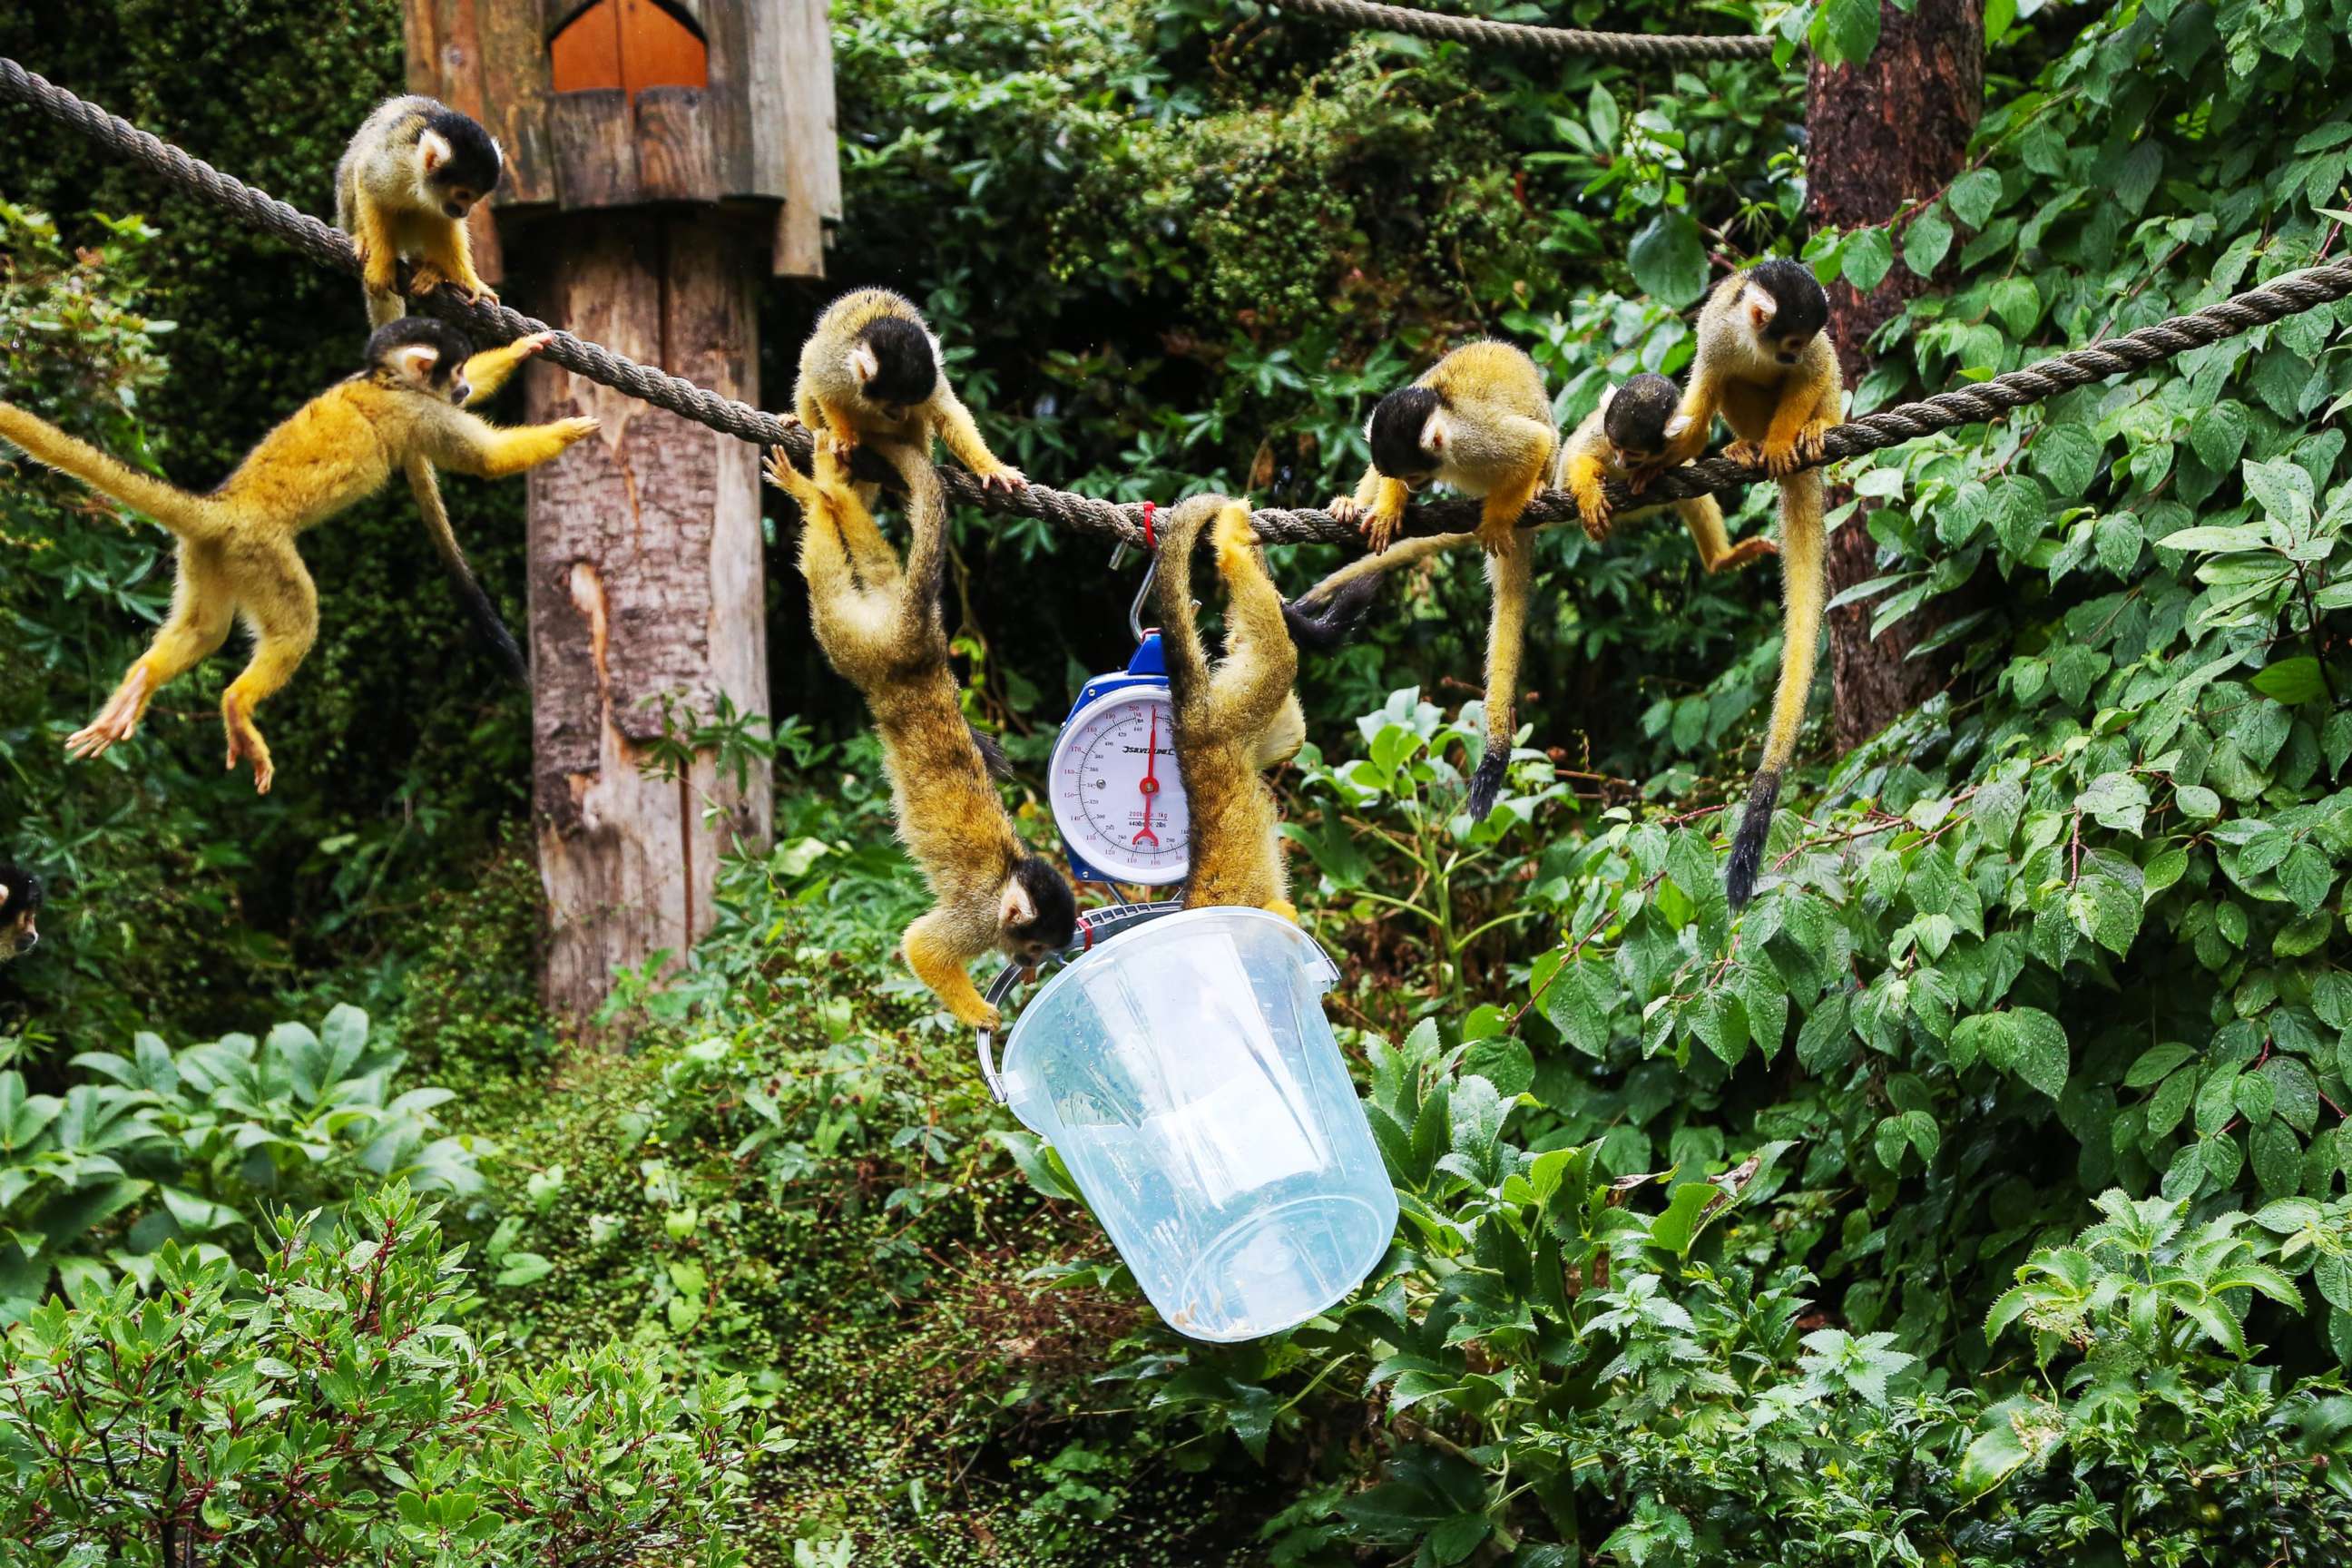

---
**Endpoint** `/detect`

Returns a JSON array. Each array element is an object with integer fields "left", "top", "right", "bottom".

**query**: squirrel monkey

[
  {"left": 764, "top": 441, "right": 1075, "bottom": 1029},
  {"left": 1661, "top": 259, "right": 1842, "bottom": 908},
  {"left": 1328, "top": 341, "right": 1558, "bottom": 819},
  {"left": 1557, "top": 372, "right": 1779, "bottom": 574},
  {"left": 0, "top": 867, "right": 41, "bottom": 962},
  {"left": 1154, "top": 495, "right": 1306, "bottom": 921},
  {"left": 1287, "top": 370, "right": 1780, "bottom": 635},
  {"left": 335, "top": 97, "right": 524, "bottom": 679},
  {"left": 0, "top": 319, "right": 595, "bottom": 793},
  {"left": 793, "top": 289, "right": 1026, "bottom": 495}
]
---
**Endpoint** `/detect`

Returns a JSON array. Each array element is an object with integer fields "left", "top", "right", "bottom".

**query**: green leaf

[
  {"left": 1840, "top": 226, "right": 1895, "bottom": 292},
  {"left": 1965, "top": 1008, "right": 2070, "bottom": 1099},
  {"left": 1628, "top": 211, "right": 1710, "bottom": 307},
  {"left": 2125, "top": 1043, "right": 2195, "bottom": 1088},
  {"left": 495, "top": 1252, "right": 554, "bottom": 1288},
  {"left": 1646, "top": 1181, "right": 1718, "bottom": 1258},
  {"left": 1904, "top": 206, "right": 1953, "bottom": 277},
  {"left": 1989, "top": 276, "right": 2040, "bottom": 334},
  {"left": 2190, "top": 400, "right": 2251, "bottom": 473},
  {"left": 2075, "top": 772, "right": 2150, "bottom": 835},
  {"left": 2251, "top": 657, "right": 2326, "bottom": 706},
  {"left": 1956, "top": 1396, "right": 2056, "bottom": 1498},
  {"left": 1947, "top": 168, "right": 2004, "bottom": 229},
  {"left": 1811, "top": 0, "right": 1883, "bottom": 65},
  {"left": 2278, "top": 841, "right": 2336, "bottom": 915},
  {"left": 2032, "top": 423, "right": 2102, "bottom": 496}
]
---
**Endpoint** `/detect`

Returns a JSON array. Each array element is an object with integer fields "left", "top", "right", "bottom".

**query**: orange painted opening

[{"left": 549, "top": 0, "right": 709, "bottom": 100}]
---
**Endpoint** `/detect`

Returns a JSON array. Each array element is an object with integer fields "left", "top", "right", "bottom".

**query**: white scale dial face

[{"left": 1049, "top": 688, "right": 1189, "bottom": 885}]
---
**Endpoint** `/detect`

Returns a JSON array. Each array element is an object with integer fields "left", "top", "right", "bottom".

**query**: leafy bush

[
  {"left": 1, "top": 1004, "right": 481, "bottom": 1313},
  {"left": 0, "top": 1184, "right": 770, "bottom": 1567}
]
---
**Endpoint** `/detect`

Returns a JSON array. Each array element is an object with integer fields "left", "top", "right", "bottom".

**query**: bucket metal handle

[{"left": 973, "top": 897, "right": 1188, "bottom": 1104}]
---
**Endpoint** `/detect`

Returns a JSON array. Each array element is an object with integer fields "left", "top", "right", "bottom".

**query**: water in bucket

[{"left": 996, "top": 906, "right": 1397, "bottom": 1342}]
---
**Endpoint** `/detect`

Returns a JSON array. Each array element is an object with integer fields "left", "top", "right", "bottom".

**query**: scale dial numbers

[{"left": 1048, "top": 690, "right": 1189, "bottom": 885}]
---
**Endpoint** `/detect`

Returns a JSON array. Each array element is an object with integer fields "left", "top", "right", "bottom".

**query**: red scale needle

[{"left": 1133, "top": 708, "right": 1161, "bottom": 848}]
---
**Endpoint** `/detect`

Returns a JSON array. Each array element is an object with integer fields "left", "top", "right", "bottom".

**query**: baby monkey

[
  {"left": 1659, "top": 258, "right": 1843, "bottom": 908},
  {"left": 337, "top": 96, "right": 524, "bottom": 678},
  {"left": 765, "top": 441, "right": 1075, "bottom": 1029},
  {"left": 0, "top": 319, "right": 594, "bottom": 792},
  {"left": 0, "top": 867, "right": 42, "bottom": 962},
  {"left": 1557, "top": 372, "right": 1779, "bottom": 574},
  {"left": 337, "top": 95, "right": 503, "bottom": 326},
  {"left": 1328, "top": 340, "right": 1557, "bottom": 819},
  {"left": 793, "top": 289, "right": 1026, "bottom": 495},
  {"left": 1155, "top": 495, "right": 1306, "bottom": 921}
]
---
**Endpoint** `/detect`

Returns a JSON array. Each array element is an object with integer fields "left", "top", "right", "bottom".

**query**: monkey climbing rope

[
  {"left": 1269, "top": 0, "right": 1772, "bottom": 61},
  {"left": 7, "top": 54, "right": 2352, "bottom": 555}
]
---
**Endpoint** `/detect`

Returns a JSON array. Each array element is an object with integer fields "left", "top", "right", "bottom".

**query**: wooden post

[
  {"left": 521, "top": 211, "right": 771, "bottom": 1021},
  {"left": 1807, "top": 0, "right": 1984, "bottom": 749},
  {"left": 404, "top": 0, "right": 836, "bottom": 1028}
]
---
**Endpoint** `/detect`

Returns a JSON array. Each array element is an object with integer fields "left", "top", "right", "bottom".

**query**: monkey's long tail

[
  {"left": 0, "top": 402, "right": 234, "bottom": 545},
  {"left": 1725, "top": 469, "right": 1827, "bottom": 909},
  {"left": 1466, "top": 544, "right": 1534, "bottom": 821},
  {"left": 405, "top": 457, "right": 526, "bottom": 684},
  {"left": 872, "top": 438, "right": 950, "bottom": 650},
  {"left": 1279, "top": 529, "right": 1475, "bottom": 652}
]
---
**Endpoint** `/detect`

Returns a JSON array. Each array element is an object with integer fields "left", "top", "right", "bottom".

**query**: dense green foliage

[
  {"left": 5, "top": 0, "right": 2352, "bottom": 1560},
  {"left": 2, "top": 1187, "right": 769, "bottom": 1567}
]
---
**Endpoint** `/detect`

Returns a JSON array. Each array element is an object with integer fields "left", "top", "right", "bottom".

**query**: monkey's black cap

[
  {"left": 367, "top": 318, "right": 475, "bottom": 387},
  {"left": 857, "top": 317, "right": 939, "bottom": 407},
  {"left": 1367, "top": 384, "right": 1442, "bottom": 478},
  {"left": 0, "top": 865, "right": 42, "bottom": 914},
  {"left": 1748, "top": 258, "right": 1829, "bottom": 344},
  {"left": 1602, "top": 373, "right": 1681, "bottom": 452},
  {"left": 422, "top": 105, "right": 504, "bottom": 198},
  {"left": 1007, "top": 855, "right": 1079, "bottom": 952}
]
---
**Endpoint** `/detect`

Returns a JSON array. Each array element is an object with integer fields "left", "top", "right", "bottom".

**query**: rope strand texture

[
  {"left": 1271, "top": 0, "right": 1774, "bottom": 61},
  {"left": 7, "top": 56, "right": 2352, "bottom": 554}
]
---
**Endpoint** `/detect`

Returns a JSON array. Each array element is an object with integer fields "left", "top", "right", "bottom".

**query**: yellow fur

[
  {"left": 1153, "top": 496, "right": 1301, "bottom": 918},
  {"left": 793, "top": 289, "right": 1025, "bottom": 495},
  {"left": 764, "top": 443, "right": 1067, "bottom": 1027},
  {"left": 0, "top": 342, "right": 593, "bottom": 792},
  {"left": 1553, "top": 407, "right": 1778, "bottom": 575},
  {"left": 1663, "top": 265, "right": 1845, "bottom": 904}
]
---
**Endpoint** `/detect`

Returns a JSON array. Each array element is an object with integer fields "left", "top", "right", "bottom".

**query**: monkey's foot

[
  {"left": 514, "top": 330, "right": 556, "bottom": 357},
  {"left": 1328, "top": 495, "right": 1364, "bottom": 527},
  {"left": 1623, "top": 466, "right": 1657, "bottom": 496},
  {"left": 980, "top": 466, "right": 1027, "bottom": 494},
  {"left": 1795, "top": 420, "right": 1837, "bottom": 465},
  {"left": 1571, "top": 490, "right": 1612, "bottom": 544},
  {"left": 405, "top": 262, "right": 449, "bottom": 299},
  {"left": 463, "top": 280, "right": 500, "bottom": 305},
  {"left": 221, "top": 695, "right": 274, "bottom": 795},
  {"left": 1761, "top": 441, "right": 1807, "bottom": 477},
  {"left": 1358, "top": 509, "right": 1406, "bottom": 554},
  {"left": 763, "top": 449, "right": 807, "bottom": 495},
  {"left": 66, "top": 670, "right": 151, "bottom": 760},
  {"left": 1476, "top": 522, "right": 1517, "bottom": 559},
  {"left": 1722, "top": 439, "right": 1765, "bottom": 470},
  {"left": 1711, "top": 536, "right": 1780, "bottom": 574},
  {"left": 555, "top": 416, "right": 602, "bottom": 446}
]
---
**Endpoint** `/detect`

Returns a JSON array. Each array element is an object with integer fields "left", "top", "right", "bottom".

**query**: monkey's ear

[
  {"left": 1597, "top": 385, "right": 1619, "bottom": 416},
  {"left": 1743, "top": 283, "right": 1779, "bottom": 331},
  {"left": 1419, "top": 406, "right": 1449, "bottom": 455},
  {"left": 0, "top": 883, "right": 11, "bottom": 913},
  {"left": 998, "top": 877, "right": 1037, "bottom": 931},
  {"left": 1664, "top": 415, "right": 1692, "bottom": 441},
  {"left": 419, "top": 128, "right": 453, "bottom": 177},
  {"left": 845, "top": 344, "right": 881, "bottom": 389},
  {"left": 389, "top": 343, "right": 443, "bottom": 386}
]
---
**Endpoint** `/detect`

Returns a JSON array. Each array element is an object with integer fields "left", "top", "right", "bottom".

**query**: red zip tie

[{"left": 1141, "top": 500, "right": 1156, "bottom": 549}]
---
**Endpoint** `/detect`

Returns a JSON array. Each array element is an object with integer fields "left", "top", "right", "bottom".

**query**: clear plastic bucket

[{"left": 995, "top": 906, "right": 1397, "bottom": 1342}]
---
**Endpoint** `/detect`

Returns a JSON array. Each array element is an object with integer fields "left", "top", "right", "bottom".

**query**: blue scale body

[{"left": 1057, "top": 633, "right": 1172, "bottom": 886}]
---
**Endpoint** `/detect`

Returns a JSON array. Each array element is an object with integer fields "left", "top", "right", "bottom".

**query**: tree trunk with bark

[
  {"left": 1806, "top": 0, "right": 1985, "bottom": 749},
  {"left": 521, "top": 211, "right": 772, "bottom": 1027}
]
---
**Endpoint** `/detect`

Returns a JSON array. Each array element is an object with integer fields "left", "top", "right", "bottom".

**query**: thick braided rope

[
  {"left": 1272, "top": 0, "right": 1773, "bottom": 61},
  {"left": 7, "top": 56, "right": 2351, "bottom": 554}
]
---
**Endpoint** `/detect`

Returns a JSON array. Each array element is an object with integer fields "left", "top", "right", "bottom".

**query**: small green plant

[
  {"left": 1, "top": 1004, "right": 481, "bottom": 1313},
  {"left": 0, "top": 1184, "right": 772, "bottom": 1566}
]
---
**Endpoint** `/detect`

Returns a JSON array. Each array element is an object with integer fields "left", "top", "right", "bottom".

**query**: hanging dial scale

[{"left": 1048, "top": 512, "right": 1189, "bottom": 887}]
